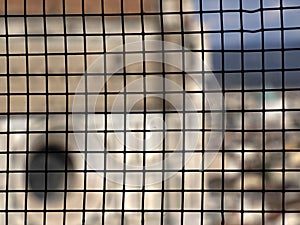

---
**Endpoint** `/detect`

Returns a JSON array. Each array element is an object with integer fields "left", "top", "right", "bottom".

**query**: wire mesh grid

[{"left": 0, "top": 0, "right": 300, "bottom": 225}]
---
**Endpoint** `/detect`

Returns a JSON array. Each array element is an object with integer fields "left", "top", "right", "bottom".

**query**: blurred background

[{"left": 0, "top": 0, "right": 300, "bottom": 225}]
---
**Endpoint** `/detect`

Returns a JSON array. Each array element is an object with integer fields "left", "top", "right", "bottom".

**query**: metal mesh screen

[{"left": 0, "top": 0, "right": 300, "bottom": 225}]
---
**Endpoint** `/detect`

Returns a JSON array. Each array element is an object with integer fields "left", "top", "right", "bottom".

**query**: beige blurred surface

[
  {"left": 0, "top": 0, "right": 157, "bottom": 15},
  {"left": 0, "top": 0, "right": 159, "bottom": 113},
  {"left": 0, "top": 0, "right": 207, "bottom": 114}
]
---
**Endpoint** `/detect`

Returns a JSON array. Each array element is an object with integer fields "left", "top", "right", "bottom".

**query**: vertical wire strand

[
  {"left": 140, "top": 0, "right": 147, "bottom": 224},
  {"left": 62, "top": 0, "right": 69, "bottom": 224},
  {"left": 179, "top": 1, "right": 186, "bottom": 225},
  {"left": 120, "top": 1, "right": 127, "bottom": 224},
  {"left": 101, "top": 0, "right": 108, "bottom": 224},
  {"left": 159, "top": 1, "right": 167, "bottom": 224},
  {"left": 4, "top": 0, "right": 10, "bottom": 224},
  {"left": 198, "top": 1, "right": 206, "bottom": 225},
  {"left": 42, "top": 1, "right": 49, "bottom": 224},
  {"left": 2, "top": 1, "right": 300, "bottom": 225},
  {"left": 23, "top": 1, "right": 29, "bottom": 224},
  {"left": 260, "top": 1, "right": 266, "bottom": 224},
  {"left": 81, "top": 0, "right": 88, "bottom": 223},
  {"left": 219, "top": 1, "right": 225, "bottom": 224},
  {"left": 279, "top": 0, "right": 286, "bottom": 223},
  {"left": 239, "top": 0, "right": 245, "bottom": 224}
]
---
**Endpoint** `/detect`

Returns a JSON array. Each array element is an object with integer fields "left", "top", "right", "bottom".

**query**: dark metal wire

[{"left": 0, "top": 0, "right": 299, "bottom": 225}]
